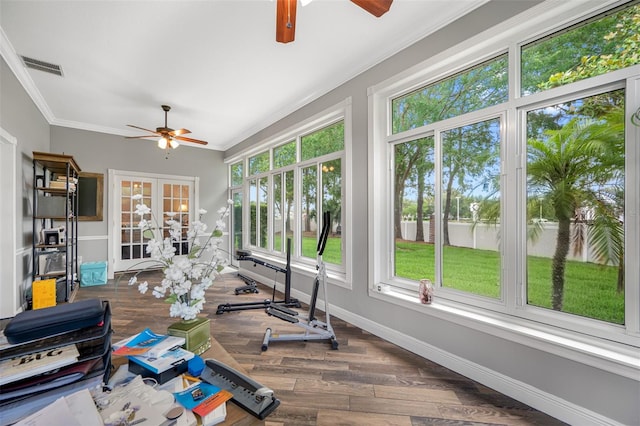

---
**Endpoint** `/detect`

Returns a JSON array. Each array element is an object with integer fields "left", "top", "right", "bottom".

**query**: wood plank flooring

[{"left": 76, "top": 270, "right": 566, "bottom": 426}]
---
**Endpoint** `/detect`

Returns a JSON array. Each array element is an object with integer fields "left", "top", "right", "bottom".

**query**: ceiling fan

[
  {"left": 126, "top": 105, "right": 208, "bottom": 149},
  {"left": 276, "top": 0, "right": 393, "bottom": 43}
]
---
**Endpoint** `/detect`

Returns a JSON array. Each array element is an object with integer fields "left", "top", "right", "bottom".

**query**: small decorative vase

[{"left": 167, "top": 317, "right": 212, "bottom": 355}]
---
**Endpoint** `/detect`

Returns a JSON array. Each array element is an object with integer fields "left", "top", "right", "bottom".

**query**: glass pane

[
  {"left": 394, "top": 137, "right": 435, "bottom": 280},
  {"left": 273, "top": 173, "right": 283, "bottom": 253},
  {"left": 231, "top": 161, "right": 243, "bottom": 186},
  {"left": 521, "top": 3, "right": 640, "bottom": 95},
  {"left": 163, "top": 183, "right": 190, "bottom": 256},
  {"left": 284, "top": 170, "right": 295, "bottom": 254},
  {"left": 526, "top": 90, "right": 625, "bottom": 324},
  {"left": 441, "top": 119, "right": 501, "bottom": 298},
  {"left": 301, "top": 121, "right": 344, "bottom": 161},
  {"left": 301, "top": 166, "right": 317, "bottom": 259},
  {"left": 321, "top": 159, "right": 342, "bottom": 266},
  {"left": 120, "top": 197, "right": 130, "bottom": 213},
  {"left": 121, "top": 182, "right": 131, "bottom": 196},
  {"left": 142, "top": 182, "right": 152, "bottom": 197},
  {"left": 392, "top": 54, "right": 508, "bottom": 134},
  {"left": 274, "top": 140, "right": 296, "bottom": 169},
  {"left": 233, "top": 191, "right": 243, "bottom": 252},
  {"left": 249, "top": 179, "right": 257, "bottom": 246},
  {"left": 249, "top": 151, "right": 270, "bottom": 175},
  {"left": 258, "top": 178, "right": 268, "bottom": 249}
]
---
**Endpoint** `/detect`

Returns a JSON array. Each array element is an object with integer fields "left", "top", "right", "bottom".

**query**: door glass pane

[
  {"left": 162, "top": 183, "right": 191, "bottom": 256},
  {"left": 526, "top": 90, "right": 625, "bottom": 324},
  {"left": 394, "top": 137, "right": 435, "bottom": 280},
  {"left": 441, "top": 118, "right": 501, "bottom": 298},
  {"left": 120, "top": 179, "right": 151, "bottom": 264}
]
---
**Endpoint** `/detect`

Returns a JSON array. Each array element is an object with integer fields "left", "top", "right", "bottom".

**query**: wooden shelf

[
  {"left": 32, "top": 151, "right": 80, "bottom": 304},
  {"left": 32, "top": 151, "right": 81, "bottom": 175}
]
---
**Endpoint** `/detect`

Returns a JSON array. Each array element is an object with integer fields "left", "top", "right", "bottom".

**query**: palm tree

[{"left": 527, "top": 109, "right": 624, "bottom": 311}]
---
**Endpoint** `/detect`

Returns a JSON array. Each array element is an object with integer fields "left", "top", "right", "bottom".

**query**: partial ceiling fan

[
  {"left": 276, "top": 0, "right": 393, "bottom": 43},
  {"left": 126, "top": 105, "right": 208, "bottom": 149}
]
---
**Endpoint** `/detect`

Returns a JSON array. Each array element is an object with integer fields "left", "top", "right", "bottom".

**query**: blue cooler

[{"left": 80, "top": 261, "right": 108, "bottom": 286}]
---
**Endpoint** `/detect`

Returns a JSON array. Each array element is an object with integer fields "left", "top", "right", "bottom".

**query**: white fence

[{"left": 400, "top": 221, "right": 598, "bottom": 263}]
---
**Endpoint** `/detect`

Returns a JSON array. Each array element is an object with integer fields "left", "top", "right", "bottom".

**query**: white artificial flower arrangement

[{"left": 126, "top": 195, "right": 233, "bottom": 320}]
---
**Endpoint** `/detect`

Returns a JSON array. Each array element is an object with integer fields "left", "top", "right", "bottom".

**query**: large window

[
  {"left": 370, "top": 0, "right": 639, "bottom": 353},
  {"left": 228, "top": 101, "right": 350, "bottom": 282},
  {"left": 526, "top": 90, "right": 625, "bottom": 324}
]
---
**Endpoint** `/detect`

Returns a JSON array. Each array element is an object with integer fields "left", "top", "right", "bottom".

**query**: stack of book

[
  {"left": 113, "top": 328, "right": 194, "bottom": 385},
  {"left": 0, "top": 301, "right": 112, "bottom": 425},
  {"left": 112, "top": 329, "right": 232, "bottom": 425},
  {"left": 49, "top": 175, "right": 78, "bottom": 192}
]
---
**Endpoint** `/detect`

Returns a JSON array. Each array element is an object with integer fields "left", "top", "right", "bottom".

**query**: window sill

[{"left": 369, "top": 286, "right": 640, "bottom": 380}]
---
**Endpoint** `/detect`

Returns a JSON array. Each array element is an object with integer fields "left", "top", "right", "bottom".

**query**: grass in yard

[
  {"left": 392, "top": 240, "right": 623, "bottom": 324},
  {"left": 283, "top": 236, "right": 623, "bottom": 324}
]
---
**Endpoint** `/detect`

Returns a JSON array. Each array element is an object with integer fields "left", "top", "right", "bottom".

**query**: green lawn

[{"left": 316, "top": 238, "right": 624, "bottom": 324}]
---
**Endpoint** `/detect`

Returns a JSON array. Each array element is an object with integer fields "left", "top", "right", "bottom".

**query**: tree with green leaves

[{"left": 527, "top": 108, "right": 624, "bottom": 310}]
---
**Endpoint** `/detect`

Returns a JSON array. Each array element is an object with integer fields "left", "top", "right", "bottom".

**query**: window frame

[
  {"left": 368, "top": 0, "right": 639, "bottom": 378},
  {"left": 226, "top": 98, "right": 353, "bottom": 289}
]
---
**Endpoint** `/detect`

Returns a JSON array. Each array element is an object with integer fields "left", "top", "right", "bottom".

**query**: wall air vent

[{"left": 20, "top": 55, "right": 64, "bottom": 77}]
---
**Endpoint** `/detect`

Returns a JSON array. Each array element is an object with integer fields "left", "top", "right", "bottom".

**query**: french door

[{"left": 110, "top": 171, "right": 197, "bottom": 273}]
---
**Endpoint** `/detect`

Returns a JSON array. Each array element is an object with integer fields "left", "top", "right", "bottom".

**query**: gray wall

[
  {"left": 50, "top": 126, "right": 227, "bottom": 264},
  {"left": 1, "top": 57, "right": 50, "bottom": 309},
  {"left": 226, "top": 2, "right": 638, "bottom": 425}
]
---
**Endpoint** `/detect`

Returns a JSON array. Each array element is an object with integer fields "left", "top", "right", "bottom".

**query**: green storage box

[
  {"left": 80, "top": 261, "right": 107, "bottom": 287},
  {"left": 167, "top": 317, "right": 211, "bottom": 355}
]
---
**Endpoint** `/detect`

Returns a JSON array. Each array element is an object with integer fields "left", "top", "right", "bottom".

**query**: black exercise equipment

[
  {"left": 216, "top": 238, "right": 301, "bottom": 314},
  {"left": 262, "top": 211, "right": 338, "bottom": 351},
  {"left": 233, "top": 254, "right": 259, "bottom": 295}
]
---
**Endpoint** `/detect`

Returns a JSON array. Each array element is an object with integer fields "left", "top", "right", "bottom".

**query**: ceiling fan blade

[
  {"left": 174, "top": 135, "right": 209, "bottom": 146},
  {"left": 350, "top": 0, "right": 393, "bottom": 17},
  {"left": 126, "top": 124, "right": 162, "bottom": 135},
  {"left": 126, "top": 135, "right": 158, "bottom": 139},
  {"left": 170, "top": 128, "right": 191, "bottom": 136},
  {"left": 276, "top": 0, "right": 296, "bottom": 43}
]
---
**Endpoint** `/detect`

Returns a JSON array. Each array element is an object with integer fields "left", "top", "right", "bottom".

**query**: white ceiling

[{"left": 0, "top": 0, "right": 486, "bottom": 151}]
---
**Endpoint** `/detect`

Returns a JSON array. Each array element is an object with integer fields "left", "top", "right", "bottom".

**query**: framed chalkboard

[{"left": 78, "top": 172, "right": 103, "bottom": 221}]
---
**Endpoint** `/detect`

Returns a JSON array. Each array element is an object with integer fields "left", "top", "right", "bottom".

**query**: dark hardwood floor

[{"left": 76, "top": 270, "right": 566, "bottom": 426}]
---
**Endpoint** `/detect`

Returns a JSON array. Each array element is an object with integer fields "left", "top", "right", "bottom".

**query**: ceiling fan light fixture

[
  {"left": 158, "top": 137, "right": 168, "bottom": 149},
  {"left": 169, "top": 139, "right": 180, "bottom": 149}
]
